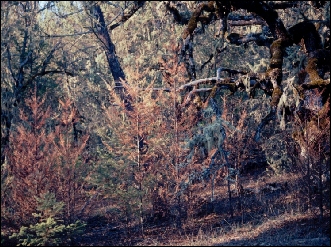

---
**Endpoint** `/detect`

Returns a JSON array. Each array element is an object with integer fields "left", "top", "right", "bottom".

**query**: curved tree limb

[{"left": 109, "top": 1, "right": 146, "bottom": 30}]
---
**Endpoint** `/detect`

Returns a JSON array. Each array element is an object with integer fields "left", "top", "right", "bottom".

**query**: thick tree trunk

[
  {"left": 89, "top": 4, "right": 126, "bottom": 83},
  {"left": 87, "top": 3, "right": 133, "bottom": 111}
]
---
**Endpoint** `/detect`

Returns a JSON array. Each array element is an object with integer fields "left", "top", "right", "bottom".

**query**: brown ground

[
  {"left": 2, "top": 171, "right": 330, "bottom": 246},
  {"left": 76, "top": 171, "right": 330, "bottom": 246}
]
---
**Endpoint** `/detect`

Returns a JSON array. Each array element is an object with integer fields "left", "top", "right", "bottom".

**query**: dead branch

[
  {"left": 177, "top": 77, "right": 220, "bottom": 91},
  {"left": 227, "top": 32, "right": 273, "bottom": 47},
  {"left": 109, "top": 1, "right": 146, "bottom": 30},
  {"left": 228, "top": 19, "right": 266, "bottom": 26}
]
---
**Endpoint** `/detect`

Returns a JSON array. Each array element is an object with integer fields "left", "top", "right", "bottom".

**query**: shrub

[{"left": 9, "top": 192, "right": 86, "bottom": 246}]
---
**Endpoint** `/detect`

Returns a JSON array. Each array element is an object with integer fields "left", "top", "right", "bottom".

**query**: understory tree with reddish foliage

[
  {"left": 4, "top": 83, "right": 89, "bottom": 225},
  {"left": 291, "top": 91, "right": 330, "bottom": 219},
  {"left": 6, "top": 83, "right": 57, "bottom": 224},
  {"left": 94, "top": 45, "right": 201, "bottom": 232},
  {"left": 155, "top": 47, "right": 200, "bottom": 228},
  {"left": 0, "top": 1, "right": 330, "bottom": 245},
  {"left": 97, "top": 67, "right": 168, "bottom": 235},
  {"left": 52, "top": 98, "right": 90, "bottom": 223}
]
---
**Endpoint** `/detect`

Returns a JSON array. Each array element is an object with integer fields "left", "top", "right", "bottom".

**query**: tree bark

[{"left": 87, "top": 3, "right": 133, "bottom": 111}]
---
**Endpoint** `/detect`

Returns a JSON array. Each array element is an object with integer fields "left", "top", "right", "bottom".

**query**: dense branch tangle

[
  {"left": 83, "top": 1, "right": 329, "bottom": 148},
  {"left": 163, "top": 1, "right": 330, "bottom": 142}
]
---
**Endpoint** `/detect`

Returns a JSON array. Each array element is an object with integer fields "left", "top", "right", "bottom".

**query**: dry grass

[
  {"left": 75, "top": 169, "right": 330, "bottom": 246},
  {"left": 134, "top": 171, "right": 330, "bottom": 247},
  {"left": 4, "top": 167, "right": 328, "bottom": 247},
  {"left": 138, "top": 212, "right": 330, "bottom": 246}
]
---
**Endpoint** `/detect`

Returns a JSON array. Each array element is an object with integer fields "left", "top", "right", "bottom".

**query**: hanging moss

[{"left": 202, "top": 121, "right": 222, "bottom": 153}]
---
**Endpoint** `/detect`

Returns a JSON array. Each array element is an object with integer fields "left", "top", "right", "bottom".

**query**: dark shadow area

[{"left": 77, "top": 211, "right": 182, "bottom": 246}]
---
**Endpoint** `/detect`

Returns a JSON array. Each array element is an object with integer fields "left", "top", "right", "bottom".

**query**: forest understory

[
  {"left": 80, "top": 171, "right": 331, "bottom": 246},
  {"left": 81, "top": 173, "right": 331, "bottom": 246},
  {"left": 1, "top": 1, "right": 330, "bottom": 246},
  {"left": 3, "top": 168, "right": 329, "bottom": 246}
]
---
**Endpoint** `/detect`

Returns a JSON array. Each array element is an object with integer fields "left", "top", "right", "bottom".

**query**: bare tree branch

[
  {"left": 5, "top": 44, "right": 18, "bottom": 85},
  {"left": 266, "top": 1, "right": 300, "bottom": 9},
  {"left": 109, "top": 1, "right": 146, "bottom": 30},
  {"left": 177, "top": 77, "right": 221, "bottom": 91},
  {"left": 37, "top": 1, "right": 55, "bottom": 13},
  {"left": 41, "top": 31, "right": 92, "bottom": 38},
  {"left": 227, "top": 32, "right": 273, "bottom": 47},
  {"left": 41, "top": 42, "right": 61, "bottom": 73}
]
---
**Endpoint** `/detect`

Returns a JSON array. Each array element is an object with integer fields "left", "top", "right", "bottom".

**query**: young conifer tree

[
  {"left": 53, "top": 98, "right": 89, "bottom": 223},
  {"left": 102, "top": 65, "right": 166, "bottom": 235},
  {"left": 7, "top": 82, "right": 89, "bottom": 225},
  {"left": 8, "top": 82, "right": 57, "bottom": 224},
  {"left": 156, "top": 44, "right": 199, "bottom": 228},
  {"left": 292, "top": 92, "right": 330, "bottom": 218}
]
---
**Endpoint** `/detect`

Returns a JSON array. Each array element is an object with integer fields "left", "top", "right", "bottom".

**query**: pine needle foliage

[
  {"left": 6, "top": 82, "right": 89, "bottom": 225},
  {"left": 7, "top": 83, "right": 57, "bottom": 224},
  {"left": 101, "top": 66, "right": 166, "bottom": 234},
  {"left": 9, "top": 191, "right": 86, "bottom": 246},
  {"left": 53, "top": 98, "right": 90, "bottom": 223}
]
